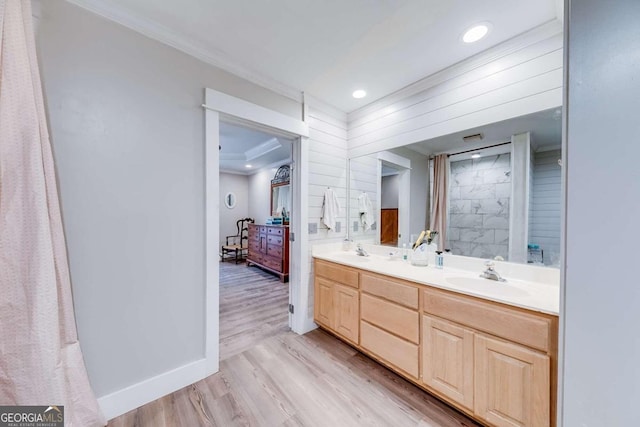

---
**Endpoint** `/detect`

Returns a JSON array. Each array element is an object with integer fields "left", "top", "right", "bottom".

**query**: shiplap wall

[
  {"left": 347, "top": 23, "right": 563, "bottom": 158},
  {"left": 530, "top": 149, "right": 561, "bottom": 265},
  {"left": 305, "top": 102, "right": 349, "bottom": 313},
  {"left": 349, "top": 153, "right": 379, "bottom": 241}
]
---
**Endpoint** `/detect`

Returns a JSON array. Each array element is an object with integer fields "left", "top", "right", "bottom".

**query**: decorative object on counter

[
  {"left": 357, "top": 191, "right": 375, "bottom": 231},
  {"left": 527, "top": 243, "right": 544, "bottom": 264},
  {"left": 342, "top": 238, "right": 352, "bottom": 251},
  {"left": 435, "top": 251, "right": 444, "bottom": 269},
  {"left": 412, "top": 229, "right": 438, "bottom": 249},
  {"left": 321, "top": 187, "right": 341, "bottom": 230},
  {"left": 411, "top": 243, "right": 429, "bottom": 266}
]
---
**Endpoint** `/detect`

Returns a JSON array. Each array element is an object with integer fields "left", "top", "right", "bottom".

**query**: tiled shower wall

[{"left": 448, "top": 154, "right": 511, "bottom": 259}]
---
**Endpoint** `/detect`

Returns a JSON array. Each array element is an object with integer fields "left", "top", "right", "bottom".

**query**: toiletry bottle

[
  {"left": 402, "top": 243, "right": 408, "bottom": 261},
  {"left": 435, "top": 251, "right": 444, "bottom": 269}
]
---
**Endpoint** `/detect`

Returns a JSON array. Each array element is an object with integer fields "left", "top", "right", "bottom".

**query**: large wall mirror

[
  {"left": 271, "top": 164, "right": 291, "bottom": 219},
  {"left": 348, "top": 108, "right": 562, "bottom": 267}
]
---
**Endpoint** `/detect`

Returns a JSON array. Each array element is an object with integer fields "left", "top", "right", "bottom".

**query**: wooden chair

[{"left": 221, "top": 218, "right": 254, "bottom": 264}]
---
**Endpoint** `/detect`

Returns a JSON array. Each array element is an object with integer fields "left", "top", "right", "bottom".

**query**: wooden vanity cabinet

[
  {"left": 313, "top": 259, "right": 558, "bottom": 427},
  {"left": 422, "top": 315, "right": 474, "bottom": 411},
  {"left": 313, "top": 260, "right": 359, "bottom": 345}
]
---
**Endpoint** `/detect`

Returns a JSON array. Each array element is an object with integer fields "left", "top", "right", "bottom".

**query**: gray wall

[
  {"left": 381, "top": 175, "right": 399, "bottom": 209},
  {"left": 35, "top": 0, "right": 299, "bottom": 398},
  {"left": 248, "top": 168, "right": 274, "bottom": 222},
  {"left": 530, "top": 149, "right": 561, "bottom": 266},
  {"left": 219, "top": 173, "right": 249, "bottom": 246},
  {"left": 563, "top": 0, "right": 640, "bottom": 425},
  {"left": 391, "top": 147, "right": 430, "bottom": 239},
  {"left": 448, "top": 154, "right": 511, "bottom": 259}
]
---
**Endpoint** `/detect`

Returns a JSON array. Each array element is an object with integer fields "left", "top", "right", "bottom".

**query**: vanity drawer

[
  {"left": 361, "top": 294, "right": 419, "bottom": 344},
  {"left": 267, "top": 227, "right": 284, "bottom": 236},
  {"left": 361, "top": 273, "right": 418, "bottom": 309},
  {"left": 422, "top": 288, "right": 553, "bottom": 352},
  {"left": 315, "top": 260, "right": 359, "bottom": 288},
  {"left": 267, "top": 235, "right": 283, "bottom": 246},
  {"left": 360, "top": 321, "right": 419, "bottom": 378}
]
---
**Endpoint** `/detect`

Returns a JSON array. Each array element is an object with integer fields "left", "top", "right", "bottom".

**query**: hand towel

[
  {"left": 357, "top": 192, "right": 375, "bottom": 231},
  {"left": 321, "top": 188, "right": 341, "bottom": 230}
]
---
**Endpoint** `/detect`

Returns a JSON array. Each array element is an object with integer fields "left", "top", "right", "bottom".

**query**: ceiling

[
  {"left": 219, "top": 122, "right": 292, "bottom": 174},
  {"left": 69, "top": 0, "right": 562, "bottom": 112},
  {"left": 406, "top": 107, "right": 563, "bottom": 157}
]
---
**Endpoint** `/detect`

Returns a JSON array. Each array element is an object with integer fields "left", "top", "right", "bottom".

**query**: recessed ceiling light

[
  {"left": 471, "top": 153, "right": 482, "bottom": 159},
  {"left": 245, "top": 164, "right": 252, "bottom": 168},
  {"left": 352, "top": 89, "right": 367, "bottom": 99},
  {"left": 462, "top": 23, "right": 490, "bottom": 43}
]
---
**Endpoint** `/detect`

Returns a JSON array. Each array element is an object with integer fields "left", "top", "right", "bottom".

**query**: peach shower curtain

[
  {"left": 0, "top": 1, "right": 105, "bottom": 425},
  {"left": 430, "top": 154, "right": 448, "bottom": 250}
]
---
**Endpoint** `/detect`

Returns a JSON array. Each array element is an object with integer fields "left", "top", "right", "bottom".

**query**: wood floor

[
  {"left": 108, "top": 262, "right": 479, "bottom": 427},
  {"left": 219, "top": 261, "right": 289, "bottom": 360}
]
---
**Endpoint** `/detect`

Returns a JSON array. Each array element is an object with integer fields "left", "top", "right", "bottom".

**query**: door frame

[
  {"left": 203, "top": 89, "right": 309, "bottom": 374},
  {"left": 376, "top": 151, "right": 411, "bottom": 246}
]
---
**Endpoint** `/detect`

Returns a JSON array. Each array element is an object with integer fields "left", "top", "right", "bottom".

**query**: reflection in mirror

[{"left": 348, "top": 108, "right": 562, "bottom": 266}]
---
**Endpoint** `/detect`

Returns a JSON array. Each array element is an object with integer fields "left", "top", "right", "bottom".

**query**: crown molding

[
  {"left": 64, "top": 0, "right": 303, "bottom": 103},
  {"left": 348, "top": 19, "right": 563, "bottom": 123}
]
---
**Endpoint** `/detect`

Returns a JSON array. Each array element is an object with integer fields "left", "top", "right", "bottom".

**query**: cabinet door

[
  {"left": 314, "top": 277, "right": 334, "bottom": 328},
  {"left": 422, "top": 315, "right": 474, "bottom": 411},
  {"left": 475, "top": 335, "right": 550, "bottom": 427},
  {"left": 333, "top": 283, "right": 359, "bottom": 344}
]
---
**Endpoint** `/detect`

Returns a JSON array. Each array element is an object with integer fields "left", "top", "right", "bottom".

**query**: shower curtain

[
  {"left": 430, "top": 154, "right": 448, "bottom": 251},
  {"left": 0, "top": 1, "right": 105, "bottom": 426}
]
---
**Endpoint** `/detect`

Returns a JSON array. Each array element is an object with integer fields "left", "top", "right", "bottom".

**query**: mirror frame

[{"left": 270, "top": 164, "right": 291, "bottom": 216}]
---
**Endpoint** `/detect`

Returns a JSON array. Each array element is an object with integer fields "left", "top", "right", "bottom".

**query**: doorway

[
  {"left": 203, "top": 88, "right": 310, "bottom": 374},
  {"left": 217, "top": 121, "right": 294, "bottom": 359}
]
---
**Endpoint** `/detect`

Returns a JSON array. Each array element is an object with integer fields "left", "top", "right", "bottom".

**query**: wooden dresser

[{"left": 247, "top": 224, "right": 289, "bottom": 282}]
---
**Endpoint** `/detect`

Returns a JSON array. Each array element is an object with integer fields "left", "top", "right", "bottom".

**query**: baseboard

[{"left": 98, "top": 358, "right": 210, "bottom": 421}]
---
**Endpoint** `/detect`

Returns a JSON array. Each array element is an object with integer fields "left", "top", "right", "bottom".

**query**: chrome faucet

[
  {"left": 355, "top": 243, "right": 369, "bottom": 257},
  {"left": 480, "top": 260, "right": 506, "bottom": 282}
]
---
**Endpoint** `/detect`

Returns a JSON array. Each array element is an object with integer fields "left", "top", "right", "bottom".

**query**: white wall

[
  {"left": 219, "top": 173, "right": 249, "bottom": 246},
  {"left": 35, "top": 0, "right": 300, "bottom": 416},
  {"left": 247, "top": 168, "right": 275, "bottom": 222},
  {"left": 391, "top": 147, "right": 430, "bottom": 239},
  {"left": 305, "top": 100, "right": 349, "bottom": 315},
  {"left": 562, "top": 1, "right": 640, "bottom": 425},
  {"left": 347, "top": 22, "right": 563, "bottom": 158},
  {"left": 530, "top": 149, "right": 561, "bottom": 266}
]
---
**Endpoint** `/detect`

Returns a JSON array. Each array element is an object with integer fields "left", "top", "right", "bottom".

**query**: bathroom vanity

[{"left": 313, "top": 248, "right": 559, "bottom": 427}]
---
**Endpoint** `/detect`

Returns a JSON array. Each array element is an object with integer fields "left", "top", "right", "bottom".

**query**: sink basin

[
  {"left": 336, "top": 253, "right": 371, "bottom": 263},
  {"left": 445, "top": 277, "right": 529, "bottom": 297}
]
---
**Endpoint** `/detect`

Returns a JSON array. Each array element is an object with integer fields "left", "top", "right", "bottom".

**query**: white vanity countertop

[{"left": 312, "top": 245, "right": 560, "bottom": 316}]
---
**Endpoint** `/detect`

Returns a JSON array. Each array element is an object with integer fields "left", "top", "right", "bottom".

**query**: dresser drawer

[
  {"left": 259, "top": 226, "right": 267, "bottom": 234},
  {"left": 315, "top": 260, "right": 359, "bottom": 288},
  {"left": 263, "top": 255, "right": 282, "bottom": 272},
  {"left": 266, "top": 244, "right": 283, "bottom": 258},
  {"left": 248, "top": 251, "right": 263, "bottom": 263},
  {"left": 361, "top": 273, "right": 418, "bottom": 309},
  {"left": 248, "top": 225, "right": 260, "bottom": 241},
  {"left": 361, "top": 294, "right": 419, "bottom": 344},
  {"left": 267, "top": 235, "right": 283, "bottom": 246},
  {"left": 360, "top": 321, "right": 419, "bottom": 378},
  {"left": 423, "top": 288, "right": 553, "bottom": 352},
  {"left": 267, "top": 227, "right": 285, "bottom": 236},
  {"left": 249, "top": 241, "right": 261, "bottom": 252}
]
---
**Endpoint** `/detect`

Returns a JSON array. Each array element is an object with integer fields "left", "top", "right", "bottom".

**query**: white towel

[
  {"left": 357, "top": 192, "right": 375, "bottom": 231},
  {"left": 321, "top": 188, "right": 341, "bottom": 230}
]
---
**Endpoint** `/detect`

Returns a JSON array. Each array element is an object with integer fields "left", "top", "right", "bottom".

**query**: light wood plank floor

[
  {"left": 219, "top": 261, "right": 289, "bottom": 360},
  {"left": 108, "top": 262, "right": 479, "bottom": 427}
]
